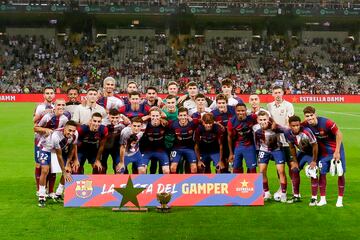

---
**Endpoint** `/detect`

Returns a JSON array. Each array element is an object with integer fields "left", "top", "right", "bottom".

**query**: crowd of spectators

[{"left": 0, "top": 34, "right": 359, "bottom": 94}]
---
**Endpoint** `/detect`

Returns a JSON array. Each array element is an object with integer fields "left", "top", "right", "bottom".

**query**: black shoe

[
  {"left": 54, "top": 194, "right": 64, "bottom": 203},
  {"left": 287, "top": 196, "right": 301, "bottom": 204},
  {"left": 38, "top": 199, "right": 46, "bottom": 208}
]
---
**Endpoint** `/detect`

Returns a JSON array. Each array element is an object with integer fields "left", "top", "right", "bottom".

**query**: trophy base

[
  {"left": 112, "top": 207, "right": 148, "bottom": 212},
  {"left": 156, "top": 206, "right": 171, "bottom": 213}
]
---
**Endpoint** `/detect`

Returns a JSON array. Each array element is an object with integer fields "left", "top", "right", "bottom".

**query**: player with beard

[{"left": 97, "top": 77, "right": 124, "bottom": 111}]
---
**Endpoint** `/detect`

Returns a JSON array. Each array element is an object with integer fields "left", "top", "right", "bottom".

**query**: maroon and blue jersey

[
  {"left": 169, "top": 120, "right": 198, "bottom": 149},
  {"left": 119, "top": 103, "right": 150, "bottom": 118},
  {"left": 211, "top": 105, "right": 236, "bottom": 128},
  {"left": 302, "top": 117, "right": 341, "bottom": 157},
  {"left": 227, "top": 114, "right": 257, "bottom": 147},
  {"left": 195, "top": 124, "right": 224, "bottom": 153},
  {"left": 140, "top": 122, "right": 167, "bottom": 152},
  {"left": 77, "top": 124, "right": 108, "bottom": 150}
]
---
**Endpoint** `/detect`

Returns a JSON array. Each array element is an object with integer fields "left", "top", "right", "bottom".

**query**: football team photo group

[{"left": 33, "top": 77, "right": 346, "bottom": 208}]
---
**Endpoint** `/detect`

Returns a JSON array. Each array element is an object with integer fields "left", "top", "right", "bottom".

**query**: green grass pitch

[{"left": 0, "top": 103, "right": 359, "bottom": 240}]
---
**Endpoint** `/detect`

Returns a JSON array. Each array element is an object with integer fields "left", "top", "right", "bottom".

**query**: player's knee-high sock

[
  {"left": 233, "top": 167, "right": 244, "bottom": 173},
  {"left": 291, "top": 168, "right": 300, "bottom": 195},
  {"left": 263, "top": 180, "right": 269, "bottom": 192},
  {"left": 280, "top": 183, "right": 287, "bottom": 193},
  {"left": 48, "top": 173, "right": 56, "bottom": 193},
  {"left": 149, "top": 159, "right": 157, "bottom": 174},
  {"left": 247, "top": 168, "right": 257, "bottom": 173},
  {"left": 338, "top": 175, "right": 345, "bottom": 197},
  {"left": 35, "top": 167, "right": 41, "bottom": 191},
  {"left": 92, "top": 168, "right": 100, "bottom": 174},
  {"left": 311, "top": 178, "right": 318, "bottom": 197},
  {"left": 319, "top": 174, "right": 327, "bottom": 196}
]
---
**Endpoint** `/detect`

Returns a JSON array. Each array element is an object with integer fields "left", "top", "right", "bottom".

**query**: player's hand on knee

[
  {"left": 217, "top": 161, "right": 225, "bottom": 170},
  {"left": 64, "top": 172, "right": 73, "bottom": 183},
  {"left": 94, "top": 160, "right": 103, "bottom": 171}
]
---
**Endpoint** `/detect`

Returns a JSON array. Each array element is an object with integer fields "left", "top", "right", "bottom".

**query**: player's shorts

[
  {"left": 101, "top": 148, "right": 120, "bottom": 166},
  {"left": 234, "top": 145, "right": 257, "bottom": 169},
  {"left": 170, "top": 148, "right": 197, "bottom": 164},
  {"left": 125, "top": 151, "right": 143, "bottom": 168},
  {"left": 318, "top": 145, "right": 346, "bottom": 175},
  {"left": 34, "top": 145, "right": 40, "bottom": 164},
  {"left": 297, "top": 152, "right": 314, "bottom": 170},
  {"left": 78, "top": 148, "right": 98, "bottom": 165},
  {"left": 282, "top": 146, "right": 293, "bottom": 162},
  {"left": 258, "top": 150, "right": 285, "bottom": 165},
  {"left": 142, "top": 151, "right": 170, "bottom": 167},
  {"left": 38, "top": 150, "right": 51, "bottom": 166},
  {"left": 201, "top": 152, "right": 221, "bottom": 167}
]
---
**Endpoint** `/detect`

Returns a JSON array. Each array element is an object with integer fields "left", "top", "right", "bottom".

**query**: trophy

[{"left": 156, "top": 192, "right": 172, "bottom": 213}]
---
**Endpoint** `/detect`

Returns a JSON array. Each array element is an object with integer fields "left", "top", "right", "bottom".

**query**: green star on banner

[{"left": 115, "top": 176, "right": 146, "bottom": 208}]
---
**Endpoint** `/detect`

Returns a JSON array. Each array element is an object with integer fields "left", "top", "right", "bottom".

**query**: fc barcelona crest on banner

[{"left": 75, "top": 180, "right": 93, "bottom": 199}]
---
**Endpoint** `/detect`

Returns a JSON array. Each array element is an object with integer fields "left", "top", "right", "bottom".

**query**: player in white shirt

[
  {"left": 267, "top": 86, "right": 295, "bottom": 200},
  {"left": 210, "top": 78, "right": 244, "bottom": 109},
  {"left": 37, "top": 120, "right": 78, "bottom": 207},
  {"left": 33, "top": 86, "right": 55, "bottom": 197},
  {"left": 72, "top": 88, "right": 107, "bottom": 124},
  {"left": 97, "top": 76, "right": 124, "bottom": 111}
]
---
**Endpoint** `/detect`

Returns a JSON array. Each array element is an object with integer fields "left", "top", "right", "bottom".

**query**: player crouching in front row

[
  {"left": 37, "top": 121, "right": 78, "bottom": 207},
  {"left": 255, "top": 111, "right": 287, "bottom": 203}
]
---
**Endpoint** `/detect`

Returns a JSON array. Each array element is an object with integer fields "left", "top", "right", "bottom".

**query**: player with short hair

[
  {"left": 72, "top": 88, "right": 107, "bottom": 125},
  {"left": 190, "top": 93, "right": 212, "bottom": 119},
  {"left": 65, "top": 87, "right": 80, "bottom": 118},
  {"left": 302, "top": 106, "right": 346, "bottom": 207},
  {"left": 33, "top": 86, "right": 55, "bottom": 196},
  {"left": 141, "top": 107, "right": 170, "bottom": 174},
  {"left": 285, "top": 115, "right": 319, "bottom": 205},
  {"left": 119, "top": 91, "right": 150, "bottom": 119},
  {"left": 118, "top": 117, "right": 145, "bottom": 174},
  {"left": 179, "top": 82, "right": 212, "bottom": 114},
  {"left": 255, "top": 111, "right": 287, "bottom": 202},
  {"left": 168, "top": 107, "right": 199, "bottom": 174},
  {"left": 97, "top": 76, "right": 124, "bottom": 111},
  {"left": 101, "top": 108, "right": 126, "bottom": 174},
  {"left": 195, "top": 113, "right": 225, "bottom": 173},
  {"left": 144, "top": 86, "right": 164, "bottom": 108},
  {"left": 37, "top": 120, "right": 78, "bottom": 207},
  {"left": 211, "top": 94, "right": 236, "bottom": 172},
  {"left": 34, "top": 99, "right": 70, "bottom": 199},
  {"left": 267, "top": 85, "right": 294, "bottom": 200},
  {"left": 167, "top": 81, "right": 179, "bottom": 96},
  {"left": 209, "top": 78, "right": 243, "bottom": 109},
  {"left": 76, "top": 112, "right": 108, "bottom": 174}
]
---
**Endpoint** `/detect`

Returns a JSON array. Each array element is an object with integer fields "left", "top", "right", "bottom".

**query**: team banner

[
  {"left": 1, "top": 94, "right": 360, "bottom": 103},
  {"left": 64, "top": 174, "right": 263, "bottom": 207}
]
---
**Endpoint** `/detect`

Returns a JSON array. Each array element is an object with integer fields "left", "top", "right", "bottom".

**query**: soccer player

[
  {"left": 141, "top": 107, "right": 170, "bottom": 174},
  {"left": 168, "top": 107, "right": 199, "bottom": 174},
  {"left": 122, "top": 81, "right": 139, "bottom": 105},
  {"left": 97, "top": 77, "right": 124, "bottom": 111},
  {"left": 195, "top": 113, "right": 225, "bottom": 173},
  {"left": 179, "top": 82, "right": 212, "bottom": 114},
  {"left": 33, "top": 86, "right": 55, "bottom": 196},
  {"left": 267, "top": 85, "right": 294, "bottom": 200},
  {"left": 285, "top": 115, "right": 319, "bottom": 205},
  {"left": 34, "top": 99, "right": 70, "bottom": 199},
  {"left": 248, "top": 94, "right": 268, "bottom": 115},
  {"left": 190, "top": 93, "right": 212, "bottom": 119},
  {"left": 119, "top": 91, "right": 150, "bottom": 119},
  {"left": 227, "top": 103, "right": 257, "bottom": 174},
  {"left": 72, "top": 88, "right": 107, "bottom": 125},
  {"left": 76, "top": 112, "right": 108, "bottom": 174},
  {"left": 302, "top": 106, "right": 345, "bottom": 207},
  {"left": 37, "top": 120, "right": 78, "bottom": 207},
  {"left": 167, "top": 81, "right": 179, "bottom": 96},
  {"left": 101, "top": 109, "right": 126, "bottom": 174},
  {"left": 255, "top": 111, "right": 287, "bottom": 202},
  {"left": 144, "top": 86, "right": 164, "bottom": 108},
  {"left": 65, "top": 87, "right": 80, "bottom": 118},
  {"left": 118, "top": 117, "right": 145, "bottom": 174},
  {"left": 209, "top": 78, "right": 243, "bottom": 109}
]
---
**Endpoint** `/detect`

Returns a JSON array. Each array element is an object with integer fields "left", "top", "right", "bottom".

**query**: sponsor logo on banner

[{"left": 75, "top": 180, "right": 93, "bottom": 199}]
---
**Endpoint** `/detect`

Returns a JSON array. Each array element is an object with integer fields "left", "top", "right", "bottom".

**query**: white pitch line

[{"left": 294, "top": 106, "right": 360, "bottom": 117}]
